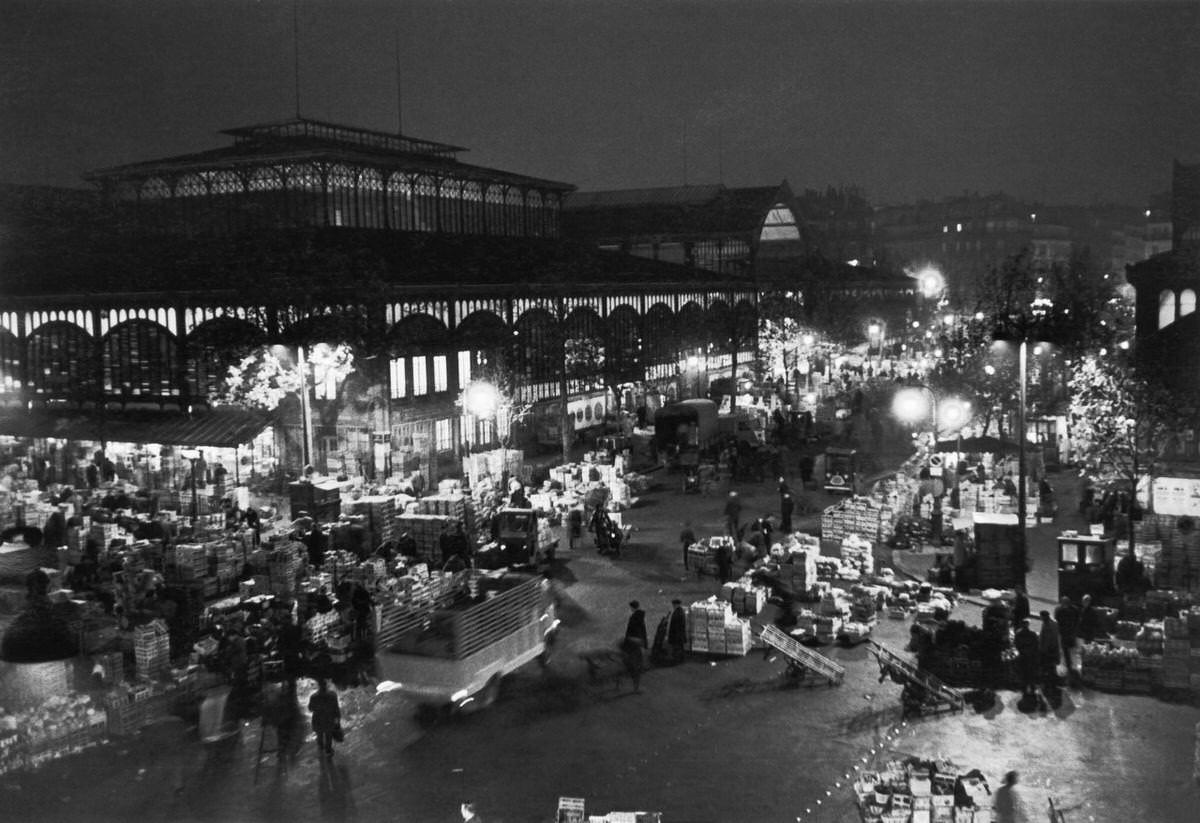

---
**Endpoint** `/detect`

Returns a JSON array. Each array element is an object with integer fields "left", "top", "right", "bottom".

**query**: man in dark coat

[
  {"left": 723, "top": 492, "right": 742, "bottom": 539},
  {"left": 1013, "top": 619, "right": 1041, "bottom": 700},
  {"left": 307, "top": 678, "right": 341, "bottom": 757},
  {"left": 1012, "top": 587, "right": 1031, "bottom": 626},
  {"left": 666, "top": 599, "right": 687, "bottom": 661},
  {"left": 624, "top": 600, "right": 648, "bottom": 649},
  {"left": 780, "top": 491, "right": 794, "bottom": 534},
  {"left": 1078, "top": 594, "right": 1100, "bottom": 642},
  {"left": 679, "top": 522, "right": 696, "bottom": 570}
]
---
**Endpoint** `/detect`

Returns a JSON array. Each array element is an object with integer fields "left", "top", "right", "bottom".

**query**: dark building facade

[{"left": 0, "top": 120, "right": 757, "bottom": 480}]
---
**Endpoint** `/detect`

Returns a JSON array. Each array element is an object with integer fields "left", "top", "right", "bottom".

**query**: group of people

[
  {"left": 619, "top": 597, "right": 689, "bottom": 692},
  {"left": 1011, "top": 593, "right": 1100, "bottom": 707}
]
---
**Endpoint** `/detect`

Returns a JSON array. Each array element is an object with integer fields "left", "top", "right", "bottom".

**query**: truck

[
  {"left": 716, "top": 410, "right": 766, "bottom": 447},
  {"left": 823, "top": 446, "right": 860, "bottom": 494},
  {"left": 375, "top": 570, "right": 559, "bottom": 715},
  {"left": 475, "top": 507, "right": 557, "bottom": 569},
  {"left": 653, "top": 398, "right": 720, "bottom": 453}
]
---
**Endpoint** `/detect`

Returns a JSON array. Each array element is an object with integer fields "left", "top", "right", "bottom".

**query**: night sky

[{"left": 2, "top": 0, "right": 1198, "bottom": 205}]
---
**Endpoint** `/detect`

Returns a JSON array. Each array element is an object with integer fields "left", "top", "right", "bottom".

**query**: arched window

[
  {"left": 140, "top": 177, "right": 170, "bottom": 199},
  {"left": 1159, "top": 289, "right": 1177, "bottom": 330},
  {"left": 1182, "top": 289, "right": 1197, "bottom": 318}
]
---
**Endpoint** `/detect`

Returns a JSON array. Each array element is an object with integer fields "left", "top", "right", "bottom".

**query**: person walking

[
  {"left": 679, "top": 521, "right": 696, "bottom": 570},
  {"left": 666, "top": 599, "right": 687, "bottom": 662},
  {"left": 993, "top": 771, "right": 1027, "bottom": 823},
  {"left": 622, "top": 600, "right": 648, "bottom": 693},
  {"left": 723, "top": 491, "right": 742, "bottom": 540},
  {"left": 624, "top": 600, "right": 648, "bottom": 649},
  {"left": 307, "top": 678, "right": 342, "bottom": 757},
  {"left": 780, "top": 491, "right": 794, "bottom": 534},
  {"left": 1054, "top": 595, "right": 1081, "bottom": 682},
  {"left": 1038, "top": 610, "right": 1062, "bottom": 699},
  {"left": 1012, "top": 586, "right": 1031, "bottom": 627}
]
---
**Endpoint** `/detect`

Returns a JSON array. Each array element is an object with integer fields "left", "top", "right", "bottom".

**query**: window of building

[
  {"left": 458, "top": 350, "right": 471, "bottom": 390},
  {"left": 760, "top": 205, "right": 801, "bottom": 242},
  {"left": 1182, "top": 289, "right": 1196, "bottom": 318},
  {"left": 1159, "top": 289, "right": 1177, "bottom": 329},
  {"left": 389, "top": 358, "right": 407, "bottom": 399},
  {"left": 412, "top": 356, "right": 428, "bottom": 396},
  {"left": 435, "top": 418, "right": 453, "bottom": 451},
  {"left": 433, "top": 355, "right": 448, "bottom": 392}
]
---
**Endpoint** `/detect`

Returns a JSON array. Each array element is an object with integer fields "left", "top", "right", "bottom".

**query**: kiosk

[{"left": 1057, "top": 531, "right": 1115, "bottom": 603}]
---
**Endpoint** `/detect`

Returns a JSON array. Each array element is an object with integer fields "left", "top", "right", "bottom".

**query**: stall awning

[{"left": 0, "top": 407, "right": 274, "bottom": 448}]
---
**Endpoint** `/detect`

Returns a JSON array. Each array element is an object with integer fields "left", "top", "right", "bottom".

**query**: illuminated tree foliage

[{"left": 213, "top": 344, "right": 354, "bottom": 410}]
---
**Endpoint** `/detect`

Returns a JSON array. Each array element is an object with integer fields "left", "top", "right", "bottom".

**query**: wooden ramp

[
  {"left": 760, "top": 624, "right": 845, "bottom": 686},
  {"left": 868, "top": 640, "right": 965, "bottom": 714}
]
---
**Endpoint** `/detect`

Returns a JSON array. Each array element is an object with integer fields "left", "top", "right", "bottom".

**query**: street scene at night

[{"left": 2, "top": 2, "right": 1200, "bottom": 822}]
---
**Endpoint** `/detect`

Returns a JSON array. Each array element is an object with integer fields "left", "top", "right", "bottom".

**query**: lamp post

[
  {"left": 180, "top": 448, "right": 201, "bottom": 520},
  {"left": 463, "top": 380, "right": 501, "bottom": 447}
]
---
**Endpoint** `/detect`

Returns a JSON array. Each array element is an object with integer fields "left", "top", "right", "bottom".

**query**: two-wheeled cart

[
  {"left": 760, "top": 624, "right": 845, "bottom": 686},
  {"left": 868, "top": 640, "right": 965, "bottom": 717}
]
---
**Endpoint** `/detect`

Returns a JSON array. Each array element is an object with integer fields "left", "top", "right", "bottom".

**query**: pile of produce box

[
  {"left": 853, "top": 758, "right": 991, "bottom": 823},
  {"left": 134, "top": 619, "right": 171, "bottom": 679},
  {"left": 396, "top": 514, "right": 457, "bottom": 564},
  {"left": 685, "top": 597, "right": 751, "bottom": 656},
  {"left": 840, "top": 534, "right": 875, "bottom": 578},
  {"left": 721, "top": 580, "right": 767, "bottom": 617},
  {"left": 0, "top": 694, "right": 108, "bottom": 775}
]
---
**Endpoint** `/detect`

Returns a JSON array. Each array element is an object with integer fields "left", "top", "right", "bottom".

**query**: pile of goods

[
  {"left": 0, "top": 694, "right": 108, "bottom": 775},
  {"left": 853, "top": 758, "right": 992, "bottom": 823},
  {"left": 822, "top": 497, "right": 901, "bottom": 544},
  {"left": 1078, "top": 602, "right": 1200, "bottom": 696},
  {"left": 684, "top": 597, "right": 753, "bottom": 657},
  {"left": 686, "top": 535, "right": 736, "bottom": 577},
  {"left": 720, "top": 579, "right": 768, "bottom": 617}
]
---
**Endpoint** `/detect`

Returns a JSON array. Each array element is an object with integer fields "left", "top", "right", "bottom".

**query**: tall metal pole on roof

[
  {"left": 293, "top": 0, "right": 303, "bottom": 118},
  {"left": 395, "top": 29, "right": 404, "bottom": 134},
  {"left": 681, "top": 118, "right": 688, "bottom": 186}
]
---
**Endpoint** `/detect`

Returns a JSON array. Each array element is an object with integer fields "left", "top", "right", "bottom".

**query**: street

[{"left": 3, "top": 465, "right": 1198, "bottom": 823}]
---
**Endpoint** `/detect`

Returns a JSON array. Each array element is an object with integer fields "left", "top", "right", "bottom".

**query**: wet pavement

[{"left": 3, "top": 459, "right": 1199, "bottom": 822}]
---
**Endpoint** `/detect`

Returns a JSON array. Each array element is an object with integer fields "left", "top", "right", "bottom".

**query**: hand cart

[
  {"left": 760, "top": 624, "right": 845, "bottom": 686},
  {"left": 868, "top": 640, "right": 965, "bottom": 717}
]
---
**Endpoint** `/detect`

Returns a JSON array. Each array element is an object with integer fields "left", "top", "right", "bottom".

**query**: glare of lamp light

[
  {"left": 463, "top": 381, "right": 500, "bottom": 418},
  {"left": 984, "top": 364, "right": 996, "bottom": 375},
  {"left": 892, "top": 387, "right": 931, "bottom": 424}
]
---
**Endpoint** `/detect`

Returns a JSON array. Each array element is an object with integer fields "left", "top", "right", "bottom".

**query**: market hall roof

[
  {"left": 0, "top": 406, "right": 272, "bottom": 448},
  {"left": 0, "top": 227, "right": 751, "bottom": 300},
  {"left": 561, "top": 181, "right": 799, "bottom": 240},
  {"left": 82, "top": 117, "right": 574, "bottom": 192}
]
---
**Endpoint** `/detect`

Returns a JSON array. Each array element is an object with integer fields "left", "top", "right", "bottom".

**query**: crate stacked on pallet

[
  {"left": 267, "top": 543, "right": 305, "bottom": 596},
  {"left": 134, "top": 620, "right": 171, "bottom": 680},
  {"left": 305, "top": 609, "right": 340, "bottom": 644},
  {"left": 416, "top": 493, "right": 467, "bottom": 519},
  {"left": 839, "top": 534, "right": 875, "bottom": 577},
  {"left": 396, "top": 514, "right": 456, "bottom": 565},
  {"left": 685, "top": 597, "right": 750, "bottom": 656},
  {"left": 168, "top": 543, "right": 209, "bottom": 581},
  {"left": 322, "top": 549, "right": 360, "bottom": 580},
  {"left": 347, "top": 495, "right": 399, "bottom": 551},
  {"left": 89, "top": 521, "right": 121, "bottom": 549}
]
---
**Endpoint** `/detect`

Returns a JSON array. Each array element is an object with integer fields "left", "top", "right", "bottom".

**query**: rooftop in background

[
  {"left": 83, "top": 117, "right": 573, "bottom": 192},
  {"left": 562, "top": 182, "right": 795, "bottom": 238}
]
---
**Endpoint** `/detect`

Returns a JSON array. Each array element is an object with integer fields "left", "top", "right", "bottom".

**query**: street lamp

[
  {"left": 179, "top": 447, "right": 201, "bottom": 520},
  {"left": 463, "top": 380, "right": 501, "bottom": 447}
]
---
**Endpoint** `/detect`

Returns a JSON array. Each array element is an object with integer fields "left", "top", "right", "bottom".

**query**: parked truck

[
  {"left": 653, "top": 398, "right": 720, "bottom": 452},
  {"left": 375, "top": 570, "right": 559, "bottom": 715}
]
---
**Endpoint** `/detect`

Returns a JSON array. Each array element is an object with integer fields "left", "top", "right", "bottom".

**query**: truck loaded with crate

[{"left": 374, "top": 569, "right": 558, "bottom": 715}]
